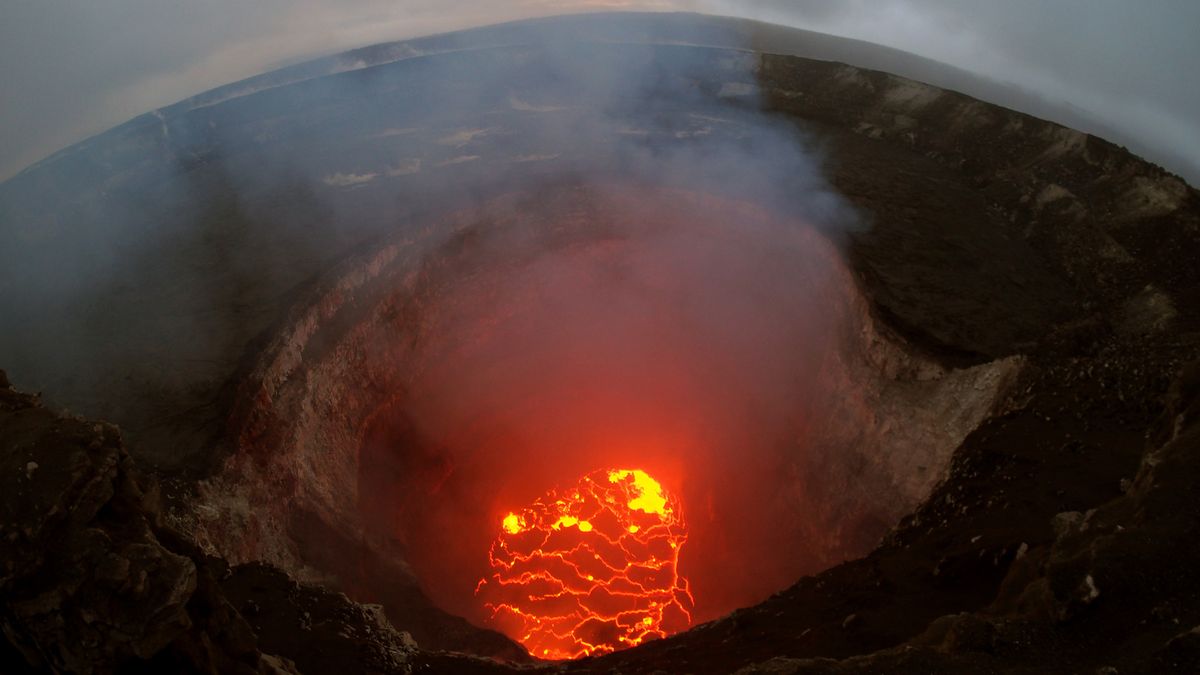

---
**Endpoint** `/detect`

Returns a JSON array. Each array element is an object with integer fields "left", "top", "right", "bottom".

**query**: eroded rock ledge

[{"left": 0, "top": 370, "right": 417, "bottom": 675}]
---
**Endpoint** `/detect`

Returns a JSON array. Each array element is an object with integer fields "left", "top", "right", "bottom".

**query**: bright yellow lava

[
  {"left": 608, "top": 469, "right": 669, "bottom": 515},
  {"left": 502, "top": 512, "right": 522, "bottom": 534},
  {"left": 478, "top": 467, "right": 693, "bottom": 660},
  {"left": 552, "top": 515, "right": 594, "bottom": 532}
]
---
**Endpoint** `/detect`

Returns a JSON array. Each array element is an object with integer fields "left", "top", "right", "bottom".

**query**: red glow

[
  {"left": 476, "top": 468, "right": 693, "bottom": 660},
  {"left": 365, "top": 190, "right": 852, "bottom": 638}
]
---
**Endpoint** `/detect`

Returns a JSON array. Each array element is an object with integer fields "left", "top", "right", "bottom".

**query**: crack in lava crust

[{"left": 476, "top": 469, "right": 694, "bottom": 659}]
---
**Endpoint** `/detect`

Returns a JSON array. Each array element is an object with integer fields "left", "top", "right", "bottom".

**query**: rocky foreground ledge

[
  {"left": 3, "top": 353, "right": 1200, "bottom": 674},
  {"left": 0, "top": 370, "right": 417, "bottom": 674},
  {"left": 730, "top": 361, "right": 1200, "bottom": 673}
]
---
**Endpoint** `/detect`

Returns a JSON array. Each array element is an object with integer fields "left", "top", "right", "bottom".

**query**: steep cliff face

[{"left": 181, "top": 183, "right": 1023, "bottom": 633}]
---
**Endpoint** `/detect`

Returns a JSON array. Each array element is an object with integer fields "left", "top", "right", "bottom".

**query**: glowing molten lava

[{"left": 476, "top": 468, "right": 694, "bottom": 659}]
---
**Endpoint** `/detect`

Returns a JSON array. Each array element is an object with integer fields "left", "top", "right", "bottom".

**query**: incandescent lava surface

[{"left": 478, "top": 468, "right": 693, "bottom": 659}]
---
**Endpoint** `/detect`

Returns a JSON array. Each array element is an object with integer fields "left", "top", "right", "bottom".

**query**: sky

[{"left": 1, "top": 0, "right": 1198, "bottom": 183}]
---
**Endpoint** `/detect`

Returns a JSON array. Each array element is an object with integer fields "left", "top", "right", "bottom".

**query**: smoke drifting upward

[
  {"left": 329, "top": 38, "right": 869, "bottom": 633},
  {"left": 312, "top": 24, "right": 872, "bottom": 632},
  {"left": 360, "top": 183, "right": 856, "bottom": 627},
  {"left": 7, "top": 9, "right": 948, "bottom": 653}
]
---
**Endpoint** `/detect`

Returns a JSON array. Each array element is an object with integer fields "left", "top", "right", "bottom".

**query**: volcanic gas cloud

[
  {"left": 477, "top": 468, "right": 693, "bottom": 659},
  {"left": 348, "top": 185, "right": 881, "bottom": 661}
]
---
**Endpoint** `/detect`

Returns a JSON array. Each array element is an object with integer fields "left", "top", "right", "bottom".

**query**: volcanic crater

[
  {"left": 2, "top": 12, "right": 1199, "bottom": 675},
  {"left": 190, "top": 182, "right": 1019, "bottom": 658}
]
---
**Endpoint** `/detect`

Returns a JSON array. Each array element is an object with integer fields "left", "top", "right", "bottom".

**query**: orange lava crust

[{"left": 477, "top": 469, "right": 694, "bottom": 659}]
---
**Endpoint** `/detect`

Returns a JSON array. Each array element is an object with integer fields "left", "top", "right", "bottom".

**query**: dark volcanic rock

[
  {"left": 219, "top": 562, "right": 417, "bottom": 675},
  {"left": 0, "top": 372, "right": 420, "bottom": 674},
  {"left": 734, "top": 360, "right": 1200, "bottom": 674},
  {"left": 0, "top": 372, "right": 207, "bottom": 672}
]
